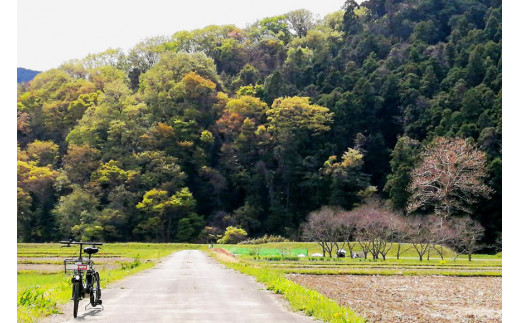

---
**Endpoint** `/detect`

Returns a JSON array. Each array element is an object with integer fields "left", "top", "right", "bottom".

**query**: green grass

[
  {"left": 217, "top": 241, "right": 502, "bottom": 260},
  {"left": 237, "top": 255, "right": 501, "bottom": 277},
  {"left": 17, "top": 243, "right": 202, "bottom": 322},
  {"left": 211, "top": 251, "right": 366, "bottom": 323}
]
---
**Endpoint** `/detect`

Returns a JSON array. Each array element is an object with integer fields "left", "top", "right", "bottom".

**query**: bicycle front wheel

[
  {"left": 73, "top": 280, "right": 81, "bottom": 318},
  {"left": 90, "top": 272, "right": 101, "bottom": 306}
]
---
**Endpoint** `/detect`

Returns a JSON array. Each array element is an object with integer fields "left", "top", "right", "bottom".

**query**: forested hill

[{"left": 17, "top": 0, "right": 502, "bottom": 249}]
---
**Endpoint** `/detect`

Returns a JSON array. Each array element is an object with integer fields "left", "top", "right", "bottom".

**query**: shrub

[
  {"left": 238, "top": 234, "right": 289, "bottom": 244},
  {"left": 217, "top": 226, "right": 248, "bottom": 244}
]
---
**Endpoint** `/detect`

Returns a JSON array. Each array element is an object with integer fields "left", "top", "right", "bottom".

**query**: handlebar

[{"left": 60, "top": 240, "right": 103, "bottom": 246}]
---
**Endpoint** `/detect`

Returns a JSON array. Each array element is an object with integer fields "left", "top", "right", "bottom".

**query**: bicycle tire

[
  {"left": 90, "top": 272, "right": 101, "bottom": 306},
  {"left": 73, "top": 281, "right": 80, "bottom": 318}
]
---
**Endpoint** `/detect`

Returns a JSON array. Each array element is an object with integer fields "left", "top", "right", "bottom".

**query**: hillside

[
  {"left": 17, "top": 67, "right": 41, "bottom": 83},
  {"left": 16, "top": 0, "right": 501, "bottom": 249}
]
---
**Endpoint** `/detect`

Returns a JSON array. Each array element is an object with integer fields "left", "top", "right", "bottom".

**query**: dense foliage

[{"left": 17, "top": 0, "right": 501, "bottom": 250}]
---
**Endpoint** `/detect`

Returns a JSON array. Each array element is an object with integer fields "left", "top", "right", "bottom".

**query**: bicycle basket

[{"left": 64, "top": 259, "right": 89, "bottom": 273}]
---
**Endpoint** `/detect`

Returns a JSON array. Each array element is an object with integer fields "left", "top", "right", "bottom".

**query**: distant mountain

[{"left": 17, "top": 67, "right": 41, "bottom": 83}]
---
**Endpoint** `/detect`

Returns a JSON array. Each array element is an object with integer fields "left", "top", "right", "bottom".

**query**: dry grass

[{"left": 211, "top": 248, "right": 239, "bottom": 263}]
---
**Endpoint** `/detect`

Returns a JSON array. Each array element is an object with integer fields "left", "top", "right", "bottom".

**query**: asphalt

[{"left": 45, "top": 250, "right": 317, "bottom": 323}]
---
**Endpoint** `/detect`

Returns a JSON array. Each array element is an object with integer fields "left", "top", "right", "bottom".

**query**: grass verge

[
  {"left": 17, "top": 243, "right": 202, "bottom": 322},
  {"left": 210, "top": 250, "right": 366, "bottom": 323}
]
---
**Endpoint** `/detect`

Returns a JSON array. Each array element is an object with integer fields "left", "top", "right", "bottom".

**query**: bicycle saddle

[{"left": 83, "top": 247, "right": 99, "bottom": 255}]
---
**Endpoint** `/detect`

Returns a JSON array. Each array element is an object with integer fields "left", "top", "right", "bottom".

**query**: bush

[
  {"left": 217, "top": 226, "right": 248, "bottom": 244},
  {"left": 238, "top": 234, "right": 289, "bottom": 244}
]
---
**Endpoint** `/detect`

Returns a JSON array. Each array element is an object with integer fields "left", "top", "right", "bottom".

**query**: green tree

[
  {"left": 384, "top": 137, "right": 421, "bottom": 211},
  {"left": 25, "top": 140, "right": 59, "bottom": 167},
  {"left": 321, "top": 148, "right": 372, "bottom": 209},
  {"left": 136, "top": 188, "right": 199, "bottom": 242},
  {"left": 53, "top": 185, "right": 99, "bottom": 239},
  {"left": 217, "top": 226, "right": 248, "bottom": 244}
]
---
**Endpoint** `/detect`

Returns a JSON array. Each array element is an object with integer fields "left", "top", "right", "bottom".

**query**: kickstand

[{"left": 85, "top": 302, "right": 104, "bottom": 311}]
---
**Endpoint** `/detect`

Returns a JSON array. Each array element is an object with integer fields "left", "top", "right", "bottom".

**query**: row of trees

[
  {"left": 303, "top": 135, "right": 493, "bottom": 260},
  {"left": 303, "top": 204, "right": 484, "bottom": 261}
]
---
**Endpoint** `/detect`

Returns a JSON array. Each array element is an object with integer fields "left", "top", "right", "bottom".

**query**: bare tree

[
  {"left": 349, "top": 202, "right": 402, "bottom": 260},
  {"left": 302, "top": 206, "right": 343, "bottom": 257},
  {"left": 335, "top": 210, "right": 359, "bottom": 258},
  {"left": 408, "top": 215, "right": 439, "bottom": 261},
  {"left": 447, "top": 216, "right": 485, "bottom": 261},
  {"left": 407, "top": 137, "right": 492, "bottom": 220},
  {"left": 430, "top": 220, "right": 455, "bottom": 260},
  {"left": 393, "top": 216, "right": 412, "bottom": 260}
]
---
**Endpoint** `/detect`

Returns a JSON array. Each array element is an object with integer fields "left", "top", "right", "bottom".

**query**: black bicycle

[{"left": 60, "top": 240, "right": 103, "bottom": 318}]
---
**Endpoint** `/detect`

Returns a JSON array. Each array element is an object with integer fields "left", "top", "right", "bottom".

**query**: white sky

[{"left": 18, "top": 0, "right": 346, "bottom": 71}]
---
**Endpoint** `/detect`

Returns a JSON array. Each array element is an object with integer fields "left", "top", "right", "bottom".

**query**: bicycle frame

[{"left": 61, "top": 240, "right": 103, "bottom": 317}]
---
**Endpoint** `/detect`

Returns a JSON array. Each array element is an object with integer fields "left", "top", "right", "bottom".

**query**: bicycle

[{"left": 60, "top": 240, "right": 104, "bottom": 318}]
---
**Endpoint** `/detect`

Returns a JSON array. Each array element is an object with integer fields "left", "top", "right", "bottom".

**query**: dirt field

[{"left": 289, "top": 274, "right": 502, "bottom": 322}]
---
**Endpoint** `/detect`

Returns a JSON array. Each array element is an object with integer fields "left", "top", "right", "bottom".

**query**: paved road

[{"left": 46, "top": 250, "right": 316, "bottom": 323}]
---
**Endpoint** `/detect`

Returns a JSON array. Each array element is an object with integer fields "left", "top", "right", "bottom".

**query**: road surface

[{"left": 44, "top": 250, "right": 317, "bottom": 322}]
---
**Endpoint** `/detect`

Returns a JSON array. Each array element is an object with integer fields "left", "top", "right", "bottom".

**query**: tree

[
  {"left": 134, "top": 151, "right": 186, "bottom": 192},
  {"left": 140, "top": 51, "right": 220, "bottom": 100},
  {"left": 407, "top": 215, "right": 438, "bottom": 261},
  {"left": 53, "top": 185, "right": 99, "bottom": 239},
  {"left": 136, "top": 187, "right": 198, "bottom": 242},
  {"left": 385, "top": 137, "right": 421, "bottom": 211},
  {"left": 466, "top": 44, "right": 486, "bottom": 86},
  {"left": 17, "top": 160, "right": 60, "bottom": 241},
  {"left": 267, "top": 96, "right": 333, "bottom": 137},
  {"left": 447, "top": 216, "right": 485, "bottom": 261},
  {"left": 349, "top": 202, "right": 402, "bottom": 260},
  {"left": 334, "top": 208, "right": 360, "bottom": 258},
  {"left": 285, "top": 9, "right": 317, "bottom": 38},
  {"left": 407, "top": 137, "right": 492, "bottom": 219},
  {"left": 17, "top": 187, "right": 33, "bottom": 242},
  {"left": 302, "top": 206, "right": 344, "bottom": 257},
  {"left": 63, "top": 144, "right": 101, "bottom": 184},
  {"left": 217, "top": 226, "right": 248, "bottom": 244},
  {"left": 321, "top": 148, "right": 372, "bottom": 209},
  {"left": 25, "top": 140, "right": 59, "bottom": 167},
  {"left": 342, "top": 0, "right": 361, "bottom": 35}
]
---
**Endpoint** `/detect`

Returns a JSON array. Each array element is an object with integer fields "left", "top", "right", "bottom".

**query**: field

[
  {"left": 218, "top": 242, "right": 502, "bottom": 277},
  {"left": 290, "top": 275, "right": 501, "bottom": 322},
  {"left": 212, "top": 242, "right": 502, "bottom": 322},
  {"left": 18, "top": 242, "right": 502, "bottom": 323},
  {"left": 17, "top": 243, "right": 202, "bottom": 323}
]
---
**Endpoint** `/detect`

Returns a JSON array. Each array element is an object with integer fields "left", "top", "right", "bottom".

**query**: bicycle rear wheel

[
  {"left": 73, "top": 281, "right": 80, "bottom": 318},
  {"left": 90, "top": 272, "right": 101, "bottom": 306}
]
